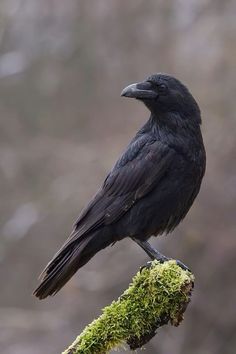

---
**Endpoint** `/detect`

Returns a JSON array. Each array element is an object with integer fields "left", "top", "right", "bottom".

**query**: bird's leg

[
  {"left": 132, "top": 238, "right": 190, "bottom": 272},
  {"left": 133, "top": 238, "right": 168, "bottom": 263}
]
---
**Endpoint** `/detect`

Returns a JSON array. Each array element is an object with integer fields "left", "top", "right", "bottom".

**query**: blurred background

[{"left": 0, "top": 1, "right": 236, "bottom": 353}]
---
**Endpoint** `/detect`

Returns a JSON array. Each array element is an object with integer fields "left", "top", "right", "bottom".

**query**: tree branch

[{"left": 62, "top": 260, "right": 194, "bottom": 354}]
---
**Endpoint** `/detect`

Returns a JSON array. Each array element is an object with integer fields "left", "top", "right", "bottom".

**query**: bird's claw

[
  {"left": 175, "top": 259, "right": 191, "bottom": 272},
  {"left": 140, "top": 261, "right": 153, "bottom": 273}
]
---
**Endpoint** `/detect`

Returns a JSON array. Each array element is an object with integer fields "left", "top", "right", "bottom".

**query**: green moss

[{"left": 63, "top": 260, "right": 194, "bottom": 354}]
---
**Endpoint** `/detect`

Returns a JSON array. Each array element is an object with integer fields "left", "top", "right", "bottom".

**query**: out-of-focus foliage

[{"left": 0, "top": 1, "right": 235, "bottom": 353}]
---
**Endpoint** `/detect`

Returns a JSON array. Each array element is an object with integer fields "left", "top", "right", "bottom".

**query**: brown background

[{"left": 1, "top": 1, "right": 236, "bottom": 353}]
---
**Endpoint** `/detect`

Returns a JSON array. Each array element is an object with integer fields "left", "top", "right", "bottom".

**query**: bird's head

[{"left": 121, "top": 73, "right": 201, "bottom": 124}]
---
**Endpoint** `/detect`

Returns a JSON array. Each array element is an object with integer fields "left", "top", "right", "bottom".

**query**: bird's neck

[
  {"left": 143, "top": 113, "right": 204, "bottom": 157},
  {"left": 148, "top": 112, "right": 201, "bottom": 138}
]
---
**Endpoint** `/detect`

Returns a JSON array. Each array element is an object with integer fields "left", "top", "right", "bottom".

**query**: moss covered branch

[{"left": 62, "top": 260, "right": 194, "bottom": 354}]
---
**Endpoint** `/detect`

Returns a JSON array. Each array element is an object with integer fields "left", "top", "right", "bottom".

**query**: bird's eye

[{"left": 158, "top": 84, "right": 168, "bottom": 94}]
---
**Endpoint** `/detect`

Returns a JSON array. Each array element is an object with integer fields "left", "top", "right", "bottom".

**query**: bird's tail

[{"left": 33, "top": 230, "right": 112, "bottom": 299}]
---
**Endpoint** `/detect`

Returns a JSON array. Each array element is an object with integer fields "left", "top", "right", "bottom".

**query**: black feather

[{"left": 33, "top": 73, "right": 205, "bottom": 299}]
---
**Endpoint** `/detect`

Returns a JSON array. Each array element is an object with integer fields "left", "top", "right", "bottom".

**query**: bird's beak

[{"left": 121, "top": 81, "right": 158, "bottom": 99}]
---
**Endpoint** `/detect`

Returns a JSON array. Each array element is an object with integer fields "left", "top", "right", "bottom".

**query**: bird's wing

[{"left": 61, "top": 137, "right": 175, "bottom": 250}]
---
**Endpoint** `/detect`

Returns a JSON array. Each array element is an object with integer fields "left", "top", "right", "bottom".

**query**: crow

[{"left": 34, "top": 73, "right": 206, "bottom": 299}]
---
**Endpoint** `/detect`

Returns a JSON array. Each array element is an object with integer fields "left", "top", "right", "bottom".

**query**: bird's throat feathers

[
  {"left": 142, "top": 112, "right": 204, "bottom": 158},
  {"left": 149, "top": 110, "right": 201, "bottom": 137}
]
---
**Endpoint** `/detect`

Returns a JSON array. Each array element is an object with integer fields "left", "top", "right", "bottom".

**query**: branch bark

[{"left": 62, "top": 260, "right": 194, "bottom": 354}]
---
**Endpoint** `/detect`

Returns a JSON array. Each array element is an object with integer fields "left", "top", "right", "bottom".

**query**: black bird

[{"left": 34, "top": 73, "right": 206, "bottom": 299}]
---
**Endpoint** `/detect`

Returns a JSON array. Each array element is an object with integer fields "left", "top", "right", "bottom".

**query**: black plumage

[{"left": 34, "top": 73, "right": 206, "bottom": 299}]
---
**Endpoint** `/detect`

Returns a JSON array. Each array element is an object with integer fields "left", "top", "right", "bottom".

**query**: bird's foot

[
  {"left": 140, "top": 255, "right": 169, "bottom": 272},
  {"left": 159, "top": 256, "right": 191, "bottom": 272},
  {"left": 152, "top": 251, "right": 191, "bottom": 272},
  {"left": 134, "top": 239, "right": 191, "bottom": 273},
  {"left": 140, "top": 258, "right": 191, "bottom": 273}
]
